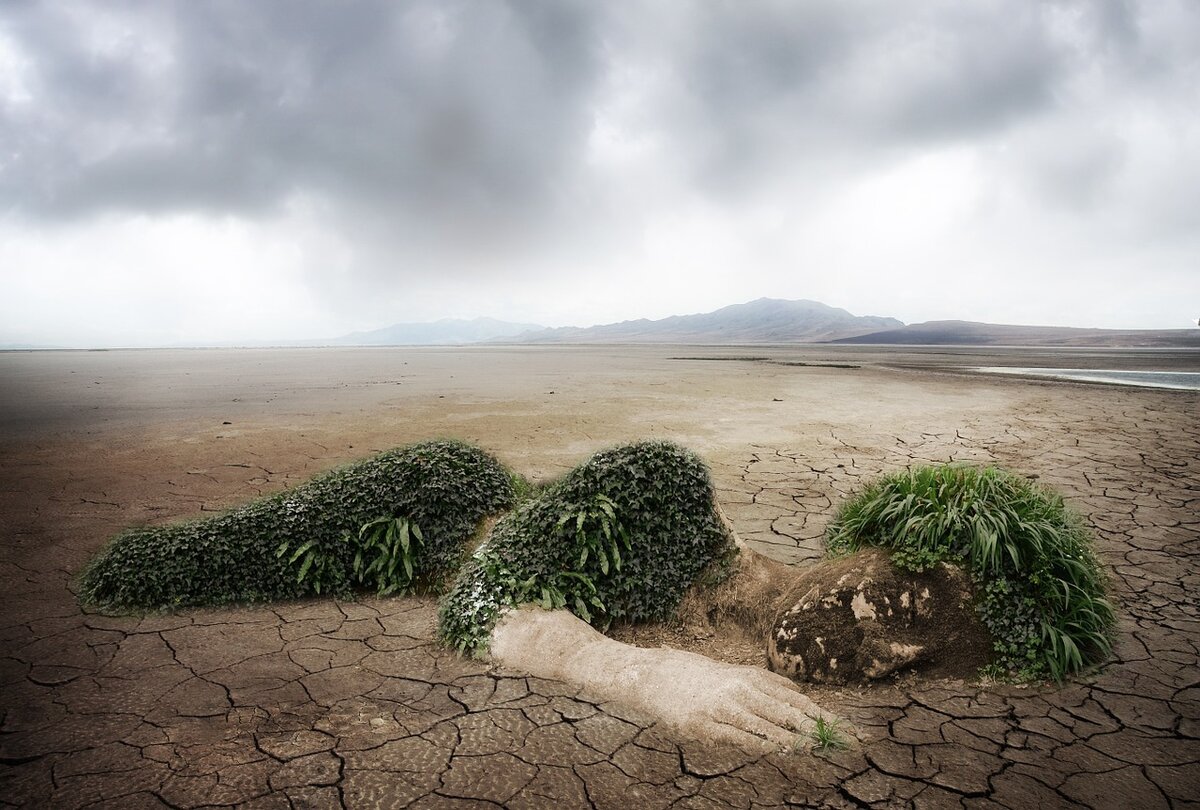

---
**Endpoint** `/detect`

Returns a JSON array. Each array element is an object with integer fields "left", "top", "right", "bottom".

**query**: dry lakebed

[{"left": 1, "top": 344, "right": 1197, "bottom": 809}]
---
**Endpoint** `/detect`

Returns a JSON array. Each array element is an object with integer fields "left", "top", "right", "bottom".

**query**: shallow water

[{"left": 975, "top": 367, "right": 1200, "bottom": 391}]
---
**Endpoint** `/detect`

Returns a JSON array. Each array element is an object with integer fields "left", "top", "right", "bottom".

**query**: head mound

[
  {"left": 825, "top": 464, "right": 1115, "bottom": 681},
  {"left": 439, "top": 440, "right": 736, "bottom": 654},
  {"left": 79, "top": 440, "right": 516, "bottom": 611}
]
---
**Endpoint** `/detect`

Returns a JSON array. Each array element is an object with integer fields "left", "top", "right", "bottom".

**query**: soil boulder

[{"left": 768, "top": 549, "right": 991, "bottom": 684}]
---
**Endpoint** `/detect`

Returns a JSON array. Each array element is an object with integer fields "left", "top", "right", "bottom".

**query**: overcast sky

[{"left": 1, "top": 1, "right": 1198, "bottom": 346}]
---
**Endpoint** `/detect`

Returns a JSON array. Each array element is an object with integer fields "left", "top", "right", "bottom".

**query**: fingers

[
  {"left": 720, "top": 668, "right": 851, "bottom": 749},
  {"left": 705, "top": 717, "right": 787, "bottom": 752},
  {"left": 740, "top": 690, "right": 813, "bottom": 736},
  {"left": 711, "top": 698, "right": 803, "bottom": 750},
  {"left": 746, "top": 669, "right": 838, "bottom": 722},
  {"left": 746, "top": 666, "right": 807, "bottom": 697}
]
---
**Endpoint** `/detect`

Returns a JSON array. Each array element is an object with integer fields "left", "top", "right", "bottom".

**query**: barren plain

[{"left": 1, "top": 344, "right": 1198, "bottom": 808}]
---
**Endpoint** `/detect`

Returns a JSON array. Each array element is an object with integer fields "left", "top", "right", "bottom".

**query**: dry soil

[{"left": 1, "top": 344, "right": 1197, "bottom": 808}]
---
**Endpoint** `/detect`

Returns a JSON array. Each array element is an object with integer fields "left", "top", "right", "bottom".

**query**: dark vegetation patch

[
  {"left": 669, "top": 356, "right": 773, "bottom": 362},
  {"left": 78, "top": 440, "right": 515, "bottom": 610},
  {"left": 769, "top": 361, "right": 860, "bottom": 369},
  {"left": 826, "top": 465, "right": 1115, "bottom": 680},
  {"left": 438, "top": 440, "right": 736, "bottom": 654},
  {"left": 668, "top": 357, "right": 860, "bottom": 369}
]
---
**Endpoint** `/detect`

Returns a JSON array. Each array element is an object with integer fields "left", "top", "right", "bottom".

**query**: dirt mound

[{"left": 769, "top": 549, "right": 992, "bottom": 684}]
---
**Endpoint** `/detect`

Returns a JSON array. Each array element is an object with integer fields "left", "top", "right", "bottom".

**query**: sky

[{"left": 1, "top": 0, "right": 1198, "bottom": 347}]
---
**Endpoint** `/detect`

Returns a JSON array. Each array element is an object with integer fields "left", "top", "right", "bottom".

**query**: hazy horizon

[
  {"left": 5, "top": 293, "right": 1199, "bottom": 351},
  {"left": 2, "top": 2, "right": 1198, "bottom": 346}
]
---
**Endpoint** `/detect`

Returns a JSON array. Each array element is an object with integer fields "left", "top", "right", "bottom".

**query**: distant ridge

[
  {"left": 328, "top": 317, "right": 543, "bottom": 346},
  {"left": 503, "top": 298, "right": 902, "bottom": 344},
  {"left": 832, "top": 320, "right": 1200, "bottom": 348}
]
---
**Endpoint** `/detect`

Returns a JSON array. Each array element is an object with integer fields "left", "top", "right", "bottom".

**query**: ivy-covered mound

[
  {"left": 825, "top": 465, "right": 1115, "bottom": 681},
  {"left": 438, "top": 440, "right": 736, "bottom": 654},
  {"left": 79, "top": 440, "right": 516, "bottom": 611}
]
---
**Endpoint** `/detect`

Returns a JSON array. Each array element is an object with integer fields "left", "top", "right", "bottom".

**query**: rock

[{"left": 768, "top": 549, "right": 992, "bottom": 684}]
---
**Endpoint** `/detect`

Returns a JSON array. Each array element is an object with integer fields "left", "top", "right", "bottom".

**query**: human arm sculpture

[{"left": 489, "top": 606, "right": 838, "bottom": 752}]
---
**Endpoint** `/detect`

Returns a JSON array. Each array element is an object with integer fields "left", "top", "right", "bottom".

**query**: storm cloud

[
  {"left": 1, "top": 0, "right": 1197, "bottom": 344},
  {"left": 3, "top": 3, "right": 601, "bottom": 221}
]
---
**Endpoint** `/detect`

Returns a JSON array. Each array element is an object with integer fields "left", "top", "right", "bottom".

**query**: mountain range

[
  {"left": 503, "top": 298, "right": 900, "bottom": 344},
  {"left": 832, "top": 320, "right": 1200, "bottom": 348},
  {"left": 319, "top": 298, "right": 1199, "bottom": 348}
]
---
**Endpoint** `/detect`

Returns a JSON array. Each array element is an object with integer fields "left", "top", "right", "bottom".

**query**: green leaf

[
  {"left": 297, "top": 551, "right": 314, "bottom": 583},
  {"left": 289, "top": 539, "right": 315, "bottom": 565}
]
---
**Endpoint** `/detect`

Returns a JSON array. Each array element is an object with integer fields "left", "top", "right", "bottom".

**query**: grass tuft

[{"left": 806, "top": 715, "right": 850, "bottom": 753}]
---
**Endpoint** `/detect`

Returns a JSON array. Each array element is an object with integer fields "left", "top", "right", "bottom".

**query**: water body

[{"left": 976, "top": 367, "right": 1200, "bottom": 391}]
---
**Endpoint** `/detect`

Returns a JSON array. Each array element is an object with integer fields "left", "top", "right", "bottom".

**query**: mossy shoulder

[
  {"left": 825, "top": 464, "right": 1115, "bottom": 681},
  {"left": 79, "top": 439, "right": 516, "bottom": 611},
  {"left": 438, "top": 440, "right": 736, "bottom": 654}
]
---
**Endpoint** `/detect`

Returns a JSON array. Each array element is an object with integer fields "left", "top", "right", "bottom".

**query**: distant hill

[
  {"left": 832, "top": 320, "right": 1200, "bottom": 348},
  {"left": 329, "top": 317, "right": 543, "bottom": 346},
  {"left": 503, "top": 298, "right": 903, "bottom": 344}
]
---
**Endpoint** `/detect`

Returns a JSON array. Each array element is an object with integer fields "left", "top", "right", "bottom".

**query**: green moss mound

[
  {"left": 825, "top": 464, "right": 1115, "bottom": 680},
  {"left": 79, "top": 440, "right": 516, "bottom": 610},
  {"left": 438, "top": 440, "right": 736, "bottom": 654}
]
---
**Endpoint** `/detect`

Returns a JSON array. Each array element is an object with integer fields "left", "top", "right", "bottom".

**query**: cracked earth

[{"left": 1, "top": 346, "right": 1197, "bottom": 808}]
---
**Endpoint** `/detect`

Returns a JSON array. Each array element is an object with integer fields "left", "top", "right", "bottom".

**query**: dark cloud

[
  {"left": 4, "top": 1, "right": 1193, "bottom": 214},
  {"left": 1, "top": 0, "right": 604, "bottom": 227},
  {"left": 0, "top": 1, "right": 1135, "bottom": 217},
  {"left": 634, "top": 2, "right": 1071, "bottom": 195},
  {"left": 1, "top": 0, "right": 1196, "bottom": 318}
]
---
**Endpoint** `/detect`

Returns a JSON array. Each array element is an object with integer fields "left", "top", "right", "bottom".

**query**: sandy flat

[{"left": 1, "top": 345, "right": 1197, "bottom": 808}]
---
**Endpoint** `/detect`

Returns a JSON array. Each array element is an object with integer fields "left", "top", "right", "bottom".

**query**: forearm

[
  {"left": 488, "top": 606, "right": 840, "bottom": 751},
  {"left": 489, "top": 606, "right": 639, "bottom": 691}
]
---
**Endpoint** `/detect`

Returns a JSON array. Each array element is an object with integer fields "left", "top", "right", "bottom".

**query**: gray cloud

[
  {"left": 1, "top": 1, "right": 1122, "bottom": 219},
  {"left": 2, "top": 0, "right": 603, "bottom": 225},
  {"left": 611, "top": 2, "right": 1069, "bottom": 193},
  {"left": 1, "top": 0, "right": 1197, "bottom": 341},
  {"left": 5, "top": 1, "right": 1193, "bottom": 211}
]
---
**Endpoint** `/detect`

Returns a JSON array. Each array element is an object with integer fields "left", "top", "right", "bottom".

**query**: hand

[{"left": 617, "top": 645, "right": 837, "bottom": 750}]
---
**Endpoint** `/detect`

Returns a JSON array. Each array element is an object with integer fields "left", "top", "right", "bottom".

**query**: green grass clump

[
  {"left": 807, "top": 715, "right": 850, "bottom": 753},
  {"left": 825, "top": 465, "right": 1114, "bottom": 681},
  {"left": 438, "top": 440, "right": 736, "bottom": 654},
  {"left": 79, "top": 440, "right": 515, "bottom": 611}
]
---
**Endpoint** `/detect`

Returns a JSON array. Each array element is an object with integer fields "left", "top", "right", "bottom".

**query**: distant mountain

[
  {"left": 832, "top": 320, "right": 1200, "bottom": 348},
  {"left": 503, "top": 299, "right": 903, "bottom": 344},
  {"left": 330, "top": 317, "right": 543, "bottom": 346}
]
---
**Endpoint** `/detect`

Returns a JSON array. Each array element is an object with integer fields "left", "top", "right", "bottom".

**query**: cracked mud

[{"left": 1, "top": 345, "right": 1197, "bottom": 808}]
